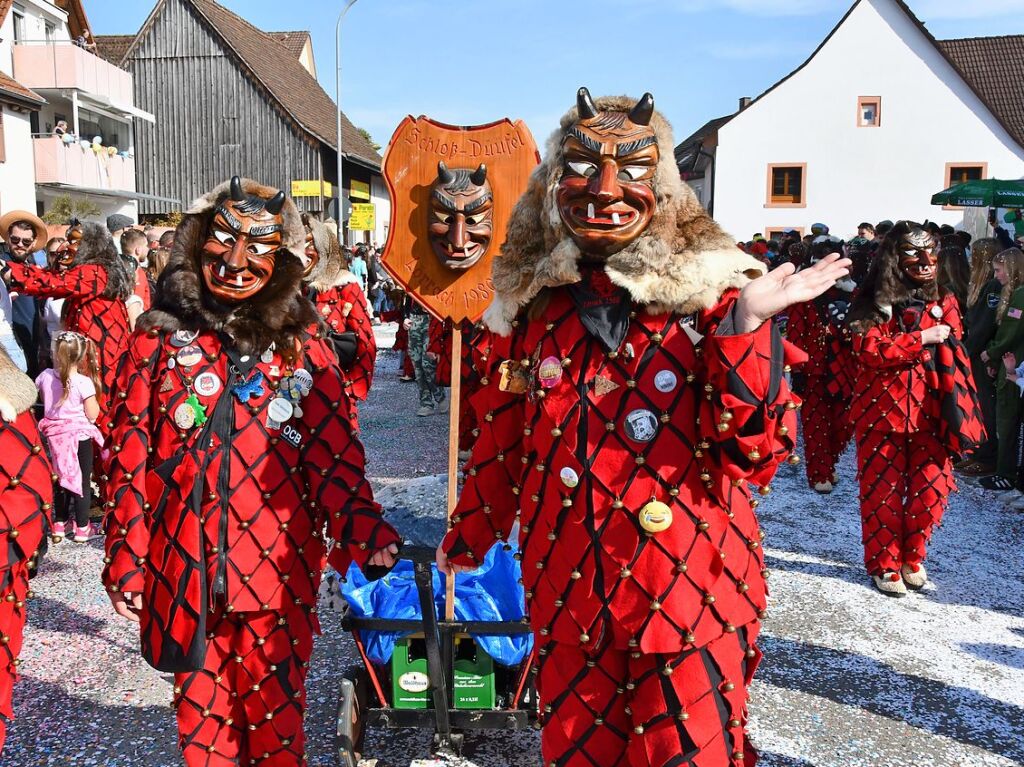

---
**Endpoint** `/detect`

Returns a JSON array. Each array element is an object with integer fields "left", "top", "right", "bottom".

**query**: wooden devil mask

[
  {"left": 895, "top": 222, "right": 938, "bottom": 287},
  {"left": 428, "top": 162, "right": 494, "bottom": 271},
  {"left": 556, "top": 88, "right": 658, "bottom": 258},
  {"left": 201, "top": 176, "right": 286, "bottom": 303}
]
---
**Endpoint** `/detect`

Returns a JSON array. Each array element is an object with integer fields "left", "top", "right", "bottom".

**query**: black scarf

[{"left": 568, "top": 266, "right": 632, "bottom": 353}]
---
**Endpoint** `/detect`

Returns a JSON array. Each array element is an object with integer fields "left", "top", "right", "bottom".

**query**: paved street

[{"left": 5, "top": 325, "right": 1023, "bottom": 767}]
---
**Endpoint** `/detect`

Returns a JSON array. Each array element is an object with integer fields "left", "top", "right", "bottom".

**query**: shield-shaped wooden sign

[{"left": 380, "top": 116, "right": 540, "bottom": 323}]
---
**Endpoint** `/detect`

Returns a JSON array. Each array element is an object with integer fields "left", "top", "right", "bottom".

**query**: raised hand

[{"left": 734, "top": 254, "right": 853, "bottom": 334}]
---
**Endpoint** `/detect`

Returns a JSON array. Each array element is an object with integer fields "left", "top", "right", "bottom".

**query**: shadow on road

[{"left": 961, "top": 642, "right": 1024, "bottom": 672}]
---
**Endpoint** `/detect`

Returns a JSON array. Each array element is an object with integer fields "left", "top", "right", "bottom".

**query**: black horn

[
  {"left": 470, "top": 164, "right": 488, "bottom": 186},
  {"left": 230, "top": 176, "right": 245, "bottom": 201},
  {"left": 265, "top": 191, "right": 286, "bottom": 215},
  {"left": 629, "top": 92, "right": 654, "bottom": 126},
  {"left": 577, "top": 87, "right": 598, "bottom": 120},
  {"left": 437, "top": 161, "right": 455, "bottom": 184}
]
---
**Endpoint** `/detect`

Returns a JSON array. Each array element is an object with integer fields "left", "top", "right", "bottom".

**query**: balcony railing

[
  {"left": 34, "top": 136, "right": 136, "bottom": 193},
  {"left": 13, "top": 41, "right": 134, "bottom": 105}
]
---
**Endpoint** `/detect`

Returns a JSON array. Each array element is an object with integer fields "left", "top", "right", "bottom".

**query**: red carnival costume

[
  {"left": 0, "top": 348, "right": 54, "bottom": 752},
  {"left": 3, "top": 224, "right": 131, "bottom": 420},
  {"left": 102, "top": 177, "right": 399, "bottom": 766},
  {"left": 848, "top": 222, "right": 983, "bottom": 597},
  {"left": 786, "top": 238, "right": 857, "bottom": 492},
  {"left": 430, "top": 318, "right": 490, "bottom": 452},
  {"left": 438, "top": 90, "right": 846, "bottom": 767},
  {"left": 302, "top": 216, "right": 376, "bottom": 428}
]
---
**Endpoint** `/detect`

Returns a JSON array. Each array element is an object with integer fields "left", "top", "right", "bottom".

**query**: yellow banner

[
  {"left": 291, "top": 180, "right": 332, "bottom": 197},
  {"left": 350, "top": 179, "right": 371, "bottom": 201},
  {"left": 349, "top": 203, "right": 375, "bottom": 231}
]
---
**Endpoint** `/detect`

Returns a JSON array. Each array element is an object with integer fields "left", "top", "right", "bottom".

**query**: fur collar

[
  {"left": 0, "top": 347, "right": 37, "bottom": 414},
  {"left": 76, "top": 223, "right": 132, "bottom": 301},
  {"left": 140, "top": 178, "right": 319, "bottom": 357},
  {"left": 485, "top": 94, "right": 763, "bottom": 335},
  {"left": 305, "top": 215, "right": 354, "bottom": 292}
]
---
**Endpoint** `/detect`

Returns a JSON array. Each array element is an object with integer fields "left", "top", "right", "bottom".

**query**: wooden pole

[{"left": 445, "top": 327, "right": 462, "bottom": 621}]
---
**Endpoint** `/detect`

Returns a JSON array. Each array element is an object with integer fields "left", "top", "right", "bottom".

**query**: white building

[
  {"left": 2, "top": 0, "right": 159, "bottom": 224},
  {"left": 682, "top": 0, "right": 1024, "bottom": 240}
]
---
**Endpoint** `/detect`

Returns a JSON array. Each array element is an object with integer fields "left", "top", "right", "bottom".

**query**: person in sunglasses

[{"left": 0, "top": 211, "right": 47, "bottom": 376}]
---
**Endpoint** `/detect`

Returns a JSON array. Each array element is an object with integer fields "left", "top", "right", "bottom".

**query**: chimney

[{"left": 738, "top": 96, "right": 752, "bottom": 111}]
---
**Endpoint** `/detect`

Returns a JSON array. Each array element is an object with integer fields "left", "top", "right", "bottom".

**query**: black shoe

[{"left": 979, "top": 475, "right": 1015, "bottom": 491}]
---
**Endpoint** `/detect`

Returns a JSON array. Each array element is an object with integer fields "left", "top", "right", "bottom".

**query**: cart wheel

[{"left": 337, "top": 665, "right": 369, "bottom": 767}]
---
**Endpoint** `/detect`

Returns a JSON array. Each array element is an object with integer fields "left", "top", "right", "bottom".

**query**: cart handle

[{"left": 360, "top": 543, "right": 438, "bottom": 581}]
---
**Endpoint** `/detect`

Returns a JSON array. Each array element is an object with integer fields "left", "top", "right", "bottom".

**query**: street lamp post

[{"left": 335, "top": 0, "right": 359, "bottom": 245}]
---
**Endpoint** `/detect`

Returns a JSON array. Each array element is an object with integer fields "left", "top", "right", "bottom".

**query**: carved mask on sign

[
  {"left": 556, "top": 88, "right": 659, "bottom": 258},
  {"left": 201, "top": 176, "right": 285, "bottom": 303},
  {"left": 427, "top": 162, "right": 493, "bottom": 271},
  {"left": 897, "top": 226, "right": 937, "bottom": 286}
]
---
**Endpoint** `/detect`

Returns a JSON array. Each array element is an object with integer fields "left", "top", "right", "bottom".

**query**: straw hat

[{"left": 0, "top": 210, "right": 47, "bottom": 251}]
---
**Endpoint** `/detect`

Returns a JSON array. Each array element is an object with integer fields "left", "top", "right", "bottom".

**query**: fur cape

[
  {"left": 849, "top": 222, "right": 941, "bottom": 333},
  {"left": 485, "top": 94, "right": 764, "bottom": 335},
  {"left": 0, "top": 346, "right": 37, "bottom": 414},
  {"left": 305, "top": 215, "right": 359, "bottom": 292},
  {"left": 141, "top": 178, "right": 318, "bottom": 357},
  {"left": 76, "top": 223, "right": 132, "bottom": 301}
]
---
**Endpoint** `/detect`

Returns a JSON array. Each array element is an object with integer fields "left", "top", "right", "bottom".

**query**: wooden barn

[{"left": 95, "top": 0, "right": 384, "bottom": 237}]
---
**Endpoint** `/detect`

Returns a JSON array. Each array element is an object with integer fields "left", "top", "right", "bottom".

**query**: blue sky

[{"left": 87, "top": 0, "right": 1021, "bottom": 150}]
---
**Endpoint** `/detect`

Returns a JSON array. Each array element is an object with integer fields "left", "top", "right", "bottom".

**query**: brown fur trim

[
  {"left": 140, "top": 180, "right": 320, "bottom": 357},
  {"left": 0, "top": 346, "right": 38, "bottom": 414},
  {"left": 75, "top": 223, "right": 132, "bottom": 301},
  {"left": 485, "top": 94, "right": 763, "bottom": 334},
  {"left": 305, "top": 215, "right": 351, "bottom": 291}
]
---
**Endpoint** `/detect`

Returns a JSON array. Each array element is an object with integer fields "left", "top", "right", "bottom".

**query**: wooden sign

[{"left": 380, "top": 116, "right": 540, "bottom": 323}]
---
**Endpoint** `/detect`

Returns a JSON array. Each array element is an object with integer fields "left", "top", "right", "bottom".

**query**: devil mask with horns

[
  {"left": 142, "top": 176, "right": 315, "bottom": 357},
  {"left": 429, "top": 161, "right": 493, "bottom": 270}
]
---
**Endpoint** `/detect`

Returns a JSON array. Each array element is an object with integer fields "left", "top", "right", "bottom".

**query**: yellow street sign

[
  {"left": 349, "top": 203, "right": 375, "bottom": 231},
  {"left": 350, "top": 180, "right": 370, "bottom": 201},
  {"left": 291, "top": 180, "right": 333, "bottom": 197}
]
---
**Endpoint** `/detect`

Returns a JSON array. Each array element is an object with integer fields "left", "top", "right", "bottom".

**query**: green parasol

[{"left": 931, "top": 178, "right": 1024, "bottom": 208}]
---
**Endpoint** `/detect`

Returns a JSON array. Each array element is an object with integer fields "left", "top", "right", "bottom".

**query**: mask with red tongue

[{"left": 556, "top": 88, "right": 658, "bottom": 259}]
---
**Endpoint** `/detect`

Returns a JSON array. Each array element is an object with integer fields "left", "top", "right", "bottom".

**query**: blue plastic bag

[{"left": 341, "top": 544, "right": 533, "bottom": 667}]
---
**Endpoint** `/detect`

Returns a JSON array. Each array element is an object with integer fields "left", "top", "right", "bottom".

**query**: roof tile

[{"left": 0, "top": 71, "right": 45, "bottom": 107}]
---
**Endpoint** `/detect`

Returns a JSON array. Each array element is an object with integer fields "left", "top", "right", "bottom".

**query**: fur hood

[
  {"left": 0, "top": 346, "right": 37, "bottom": 415},
  {"left": 76, "top": 223, "right": 132, "bottom": 301},
  {"left": 140, "top": 177, "right": 318, "bottom": 357},
  {"left": 849, "top": 221, "right": 941, "bottom": 332},
  {"left": 485, "top": 93, "right": 763, "bottom": 334},
  {"left": 305, "top": 215, "right": 359, "bottom": 292}
]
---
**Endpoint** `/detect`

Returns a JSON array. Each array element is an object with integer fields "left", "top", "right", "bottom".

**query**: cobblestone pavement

[{"left": 5, "top": 324, "right": 1023, "bottom": 766}]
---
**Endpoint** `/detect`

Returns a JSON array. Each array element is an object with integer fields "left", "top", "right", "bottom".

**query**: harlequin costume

[
  {"left": 848, "top": 222, "right": 983, "bottom": 597},
  {"left": 786, "top": 237, "right": 857, "bottom": 492},
  {"left": 441, "top": 89, "right": 806, "bottom": 767},
  {"left": 302, "top": 216, "right": 377, "bottom": 429},
  {"left": 2, "top": 224, "right": 131, "bottom": 422},
  {"left": 102, "top": 177, "right": 399, "bottom": 767},
  {"left": 0, "top": 348, "right": 54, "bottom": 752}
]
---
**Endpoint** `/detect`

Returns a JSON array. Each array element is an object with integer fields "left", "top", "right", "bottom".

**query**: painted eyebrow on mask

[
  {"left": 215, "top": 206, "right": 242, "bottom": 230},
  {"left": 565, "top": 127, "right": 602, "bottom": 153},
  {"left": 616, "top": 135, "right": 657, "bottom": 157},
  {"left": 463, "top": 193, "right": 494, "bottom": 214},
  {"left": 246, "top": 223, "right": 283, "bottom": 238}
]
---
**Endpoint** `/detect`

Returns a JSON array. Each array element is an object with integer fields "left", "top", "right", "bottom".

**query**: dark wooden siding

[{"left": 127, "top": 0, "right": 322, "bottom": 214}]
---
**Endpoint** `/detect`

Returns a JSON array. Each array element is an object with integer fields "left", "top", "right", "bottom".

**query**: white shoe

[
  {"left": 900, "top": 563, "right": 928, "bottom": 590},
  {"left": 873, "top": 572, "right": 907, "bottom": 598},
  {"left": 813, "top": 481, "right": 833, "bottom": 494},
  {"left": 416, "top": 405, "right": 435, "bottom": 417}
]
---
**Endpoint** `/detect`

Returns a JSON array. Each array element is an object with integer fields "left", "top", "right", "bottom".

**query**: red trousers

[
  {"left": 174, "top": 607, "right": 316, "bottom": 767},
  {"left": 0, "top": 563, "right": 32, "bottom": 753},
  {"left": 856, "top": 430, "right": 952, "bottom": 576},
  {"left": 535, "top": 628, "right": 761, "bottom": 767},
  {"left": 800, "top": 380, "right": 852, "bottom": 487}
]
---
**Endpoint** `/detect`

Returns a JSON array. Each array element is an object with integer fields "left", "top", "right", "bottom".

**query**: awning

[
  {"left": 37, "top": 182, "right": 179, "bottom": 205},
  {"left": 76, "top": 91, "right": 155, "bottom": 124}
]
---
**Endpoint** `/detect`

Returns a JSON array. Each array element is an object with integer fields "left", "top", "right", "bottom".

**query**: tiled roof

[
  {"left": 938, "top": 35, "right": 1024, "bottom": 150},
  {"left": 266, "top": 30, "right": 310, "bottom": 59},
  {"left": 188, "top": 0, "right": 381, "bottom": 168},
  {"left": 93, "top": 34, "right": 134, "bottom": 66},
  {"left": 0, "top": 71, "right": 45, "bottom": 108}
]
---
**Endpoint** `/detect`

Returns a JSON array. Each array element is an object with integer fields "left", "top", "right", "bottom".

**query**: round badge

[
  {"left": 194, "top": 372, "right": 222, "bottom": 397},
  {"left": 176, "top": 345, "right": 202, "bottom": 368},
  {"left": 639, "top": 500, "right": 673, "bottom": 533},
  {"left": 654, "top": 370, "right": 678, "bottom": 393},
  {"left": 624, "top": 409, "right": 659, "bottom": 443},
  {"left": 267, "top": 397, "right": 294, "bottom": 423},
  {"left": 173, "top": 403, "right": 196, "bottom": 430},
  {"left": 170, "top": 329, "right": 198, "bottom": 348},
  {"left": 559, "top": 467, "right": 579, "bottom": 488},
  {"left": 930, "top": 306, "right": 943, "bottom": 319},
  {"left": 240, "top": 355, "right": 251, "bottom": 363},
  {"left": 293, "top": 369, "right": 314, "bottom": 394},
  {"left": 538, "top": 356, "right": 562, "bottom": 389},
  {"left": 321, "top": 305, "right": 332, "bottom": 316},
  {"left": 167, "top": 357, "right": 177, "bottom": 370}
]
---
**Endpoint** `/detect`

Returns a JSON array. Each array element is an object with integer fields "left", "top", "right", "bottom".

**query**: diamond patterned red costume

[
  {"left": 848, "top": 222, "right": 984, "bottom": 595},
  {"left": 3, "top": 225, "right": 131, "bottom": 420},
  {"left": 0, "top": 349, "right": 54, "bottom": 753},
  {"left": 438, "top": 90, "right": 838, "bottom": 767},
  {"left": 102, "top": 178, "right": 398, "bottom": 767}
]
